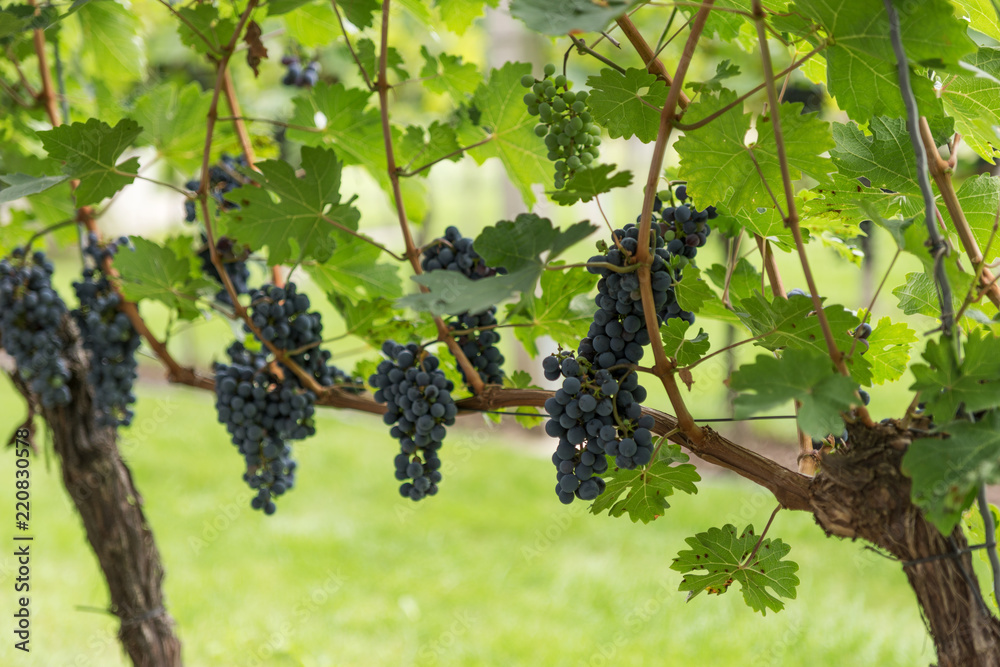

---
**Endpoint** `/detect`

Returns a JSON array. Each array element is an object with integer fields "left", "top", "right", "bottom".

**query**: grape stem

[
  {"left": 753, "top": 1, "right": 871, "bottom": 430},
  {"left": 544, "top": 261, "right": 640, "bottom": 274},
  {"left": 330, "top": 0, "right": 375, "bottom": 91},
  {"left": 846, "top": 249, "right": 901, "bottom": 360},
  {"left": 674, "top": 39, "right": 827, "bottom": 132},
  {"left": 918, "top": 120, "right": 1000, "bottom": 311},
  {"left": 614, "top": 15, "right": 690, "bottom": 109},
  {"left": 24, "top": 0, "right": 215, "bottom": 391},
  {"left": 398, "top": 135, "right": 495, "bottom": 177},
  {"left": 154, "top": 0, "right": 217, "bottom": 52},
  {"left": 220, "top": 66, "right": 286, "bottom": 287},
  {"left": 196, "top": 0, "right": 328, "bottom": 395},
  {"left": 374, "top": 0, "right": 485, "bottom": 394},
  {"left": 633, "top": 0, "right": 714, "bottom": 441},
  {"left": 567, "top": 34, "right": 627, "bottom": 75},
  {"left": 740, "top": 504, "right": 782, "bottom": 567}
]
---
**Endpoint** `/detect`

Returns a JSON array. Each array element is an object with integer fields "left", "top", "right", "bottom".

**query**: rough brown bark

[
  {"left": 6, "top": 318, "right": 182, "bottom": 666},
  {"left": 812, "top": 420, "right": 1000, "bottom": 666}
]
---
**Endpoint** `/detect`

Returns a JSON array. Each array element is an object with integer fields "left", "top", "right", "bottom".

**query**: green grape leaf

[
  {"left": 910, "top": 332, "right": 1000, "bottom": 422},
  {"left": 892, "top": 271, "right": 970, "bottom": 318},
  {"left": 586, "top": 68, "right": 668, "bottom": 143},
  {"left": 37, "top": 118, "right": 142, "bottom": 207},
  {"left": 283, "top": 3, "right": 340, "bottom": 47},
  {"left": 675, "top": 90, "right": 833, "bottom": 215},
  {"left": 226, "top": 146, "right": 361, "bottom": 265},
  {"left": 113, "top": 237, "right": 215, "bottom": 318},
  {"left": 590, "top": 444, "right": 700, "bottom": 524},
  {"left": 952, "top": 0, "right": 1000, "bottom": 42},
  {"left": 287, "top": 82, "right": 428, "bottom": 223},
  {"left": 397, "top": 122, "right": 463, "bottom": 177},
  {"left": 674, "top": 266, "right": 718, "bottom": 313},
  {"left": 803, "top": 172, "right": 922, "bottom": 229},
  {"left": 267, "top": 0, "right": 314, "bottom": 16},
  {"left": 942, "top": 48, "right": 1000, "bottom": 163},
  {"left": 789, "top": 0, "right": 974, "bottom": 129},
  {"left": 863, "top": 317, "right": 917, "bottom": 386},
  {"left": 506, "top": 263, "right": 597, "bottom": 357},
  {"left": 305, "top": 235, "right": 402, "bottom": 305},
  {"left": 331, "top": 296, "right": 436, "bottom": 348},
  {"left": 434, "top": 0, "right": 499, "bottom": 34},
  {"left": 0, "top": 211, "right": 41, "bottom": 257},
  {"left": 175, "top": 4, "right": 235, "bottom": 54},
  {"left": 510, "top": 0, "right": 638, "bottom": 35},
  {"left": 867, "top": 210, "right": 919, "bottom": 252},
  {"left": 0, "top": 174, "right": 70, "bottom": 205},
  {"left": 671, "top": 523, "right": 799, "bottom": 615},
  {"left": 734, "top": 293, "right": 871, "bottom": 385},
  {"left": 904, "top": 412, "right": 1000, "bottom": 535},
  {"left": 462, "top": 62, "right": 551, "bottom": 208},
  {"left": 661, "top": 318, "right": 711, "bottom": 367},
  {"left": 681, "top": 0, "right": 748, "bottom": 42},
  {"left": 132, "top": 82, "right": 216, "bottom": 170},
  {"left": 730, "top": 347, "right": 859, "bottom": 438},
  {"left": 356, "top": 38, "right": 409, "bottom": 82},
  {"left": 419, "top": 46, "right": 482, "bottom": 101},
  {"left": 955, "top": 174, "right": 1000, "bottom": 255},
  {"left": 549, "top": 164, "right": 633, "bottom": 205},
  {"left": 962, "top": 501, "right": 1000, "bottom": 575},
  {"left": 77, "top": 1, "right": 144, "bottom": 90},
  {"left": 892, "top": 272, "right": 940, "bottom": 316},
  {"left": 715, "top": 203, "right": 794, "bottom": 248},
  {"left": 830, "top": 118, "right": 920, "bottom": 197},
  {"left": 337, "top": 0, "right": 381, "bottom": 28},
  {"left": 687, "top": 60, "right": 740, "bottom": 94},
  {"left": 0, "top": 4, "right": 58, "bottom": 38},
  {"left": 475, "top": 214, "right": 596, "bottom": 273},
  {"left": 398, "top": 266, "right": 538, "bottom": 316},
  {"left": 705, "top": 258, "right": 770, "bottom": 304}
]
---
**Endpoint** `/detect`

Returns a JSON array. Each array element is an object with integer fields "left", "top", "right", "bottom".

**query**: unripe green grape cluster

[{"left": 521, "top": 63, "right": 602, "bottom": 189}]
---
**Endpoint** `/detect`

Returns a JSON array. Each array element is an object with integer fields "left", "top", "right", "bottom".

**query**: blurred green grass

[{"left": 0, "top": 380, "right": 933, "bottom": 666}]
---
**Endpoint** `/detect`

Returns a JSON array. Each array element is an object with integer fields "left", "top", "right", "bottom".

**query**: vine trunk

[
  {"left": 811, "top": 421, "right": 1000, "bottom": 666},
  {"left": 6, "top": 319, "right": 181, "bottom": 667}
]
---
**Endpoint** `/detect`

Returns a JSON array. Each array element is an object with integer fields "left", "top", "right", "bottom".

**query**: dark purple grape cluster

[
  {"left": 541, "top": 351, "right": 656, "bottom": 504},
  {"left": 184, "top": 153, "right": 247, "bottom": 223},
  {"left": 652, "top": 184, "right": 717, "bottom": 262},
  {"left": 580, "top": 223, "right": 689, "bottom": 371},
  {"left": 214, "top": 342, "right": 312, "bottom": 515},
  {"left": 72, "top": 234, "right": 140, "bottom": 427},
  {"left": 422, "top": 226, "right": 507, "bottom": 388},
  {"left": 420, "top": 226, "right": 505, "bottom": 280},
  {"left": 246, "top": 282, "right": 354, "bottom": 390},
  {"left": 281, "top": 55, "right": 320, "bottom": 87},
  {"left": 198, "top": 234, "right": 250, "bottom": 306},
  {"left": 0, "top": 248, "right": 71, "bottom": 407},
  {"left": 369, "top": 341, "right": 458, "bottom": 501},
  {"left": 450, "top": 309, "right": 504, "bottom": 386}
]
